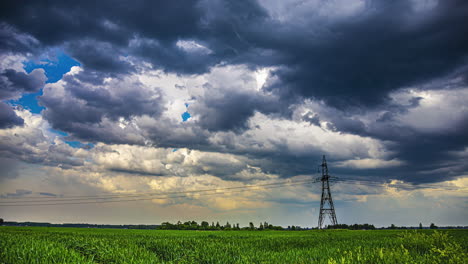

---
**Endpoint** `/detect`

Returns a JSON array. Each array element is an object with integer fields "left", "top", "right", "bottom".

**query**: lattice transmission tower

[{"left": 318, "top": 155, "right": 338, "bottom": 229}]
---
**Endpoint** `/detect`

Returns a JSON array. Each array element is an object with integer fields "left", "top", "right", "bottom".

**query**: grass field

[{"left": 0, "top": 227, "right": 467, "bottom": 263}]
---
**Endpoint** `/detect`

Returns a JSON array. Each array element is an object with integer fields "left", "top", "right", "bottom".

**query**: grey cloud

[
  {"left": 0, "top": 110, "right": 86, "bottom": 169},
  {"left": 0, "top": 139, "right": 84, "bottom": 169},
  {"left": 132, "top": 38, "right": 218, "bottom": 75},
  {"left": 40, "top": 69, "right": 165, "bottom": 143},
  {"left": 46, "top": 143, "right": 84, "bottom": 168},
  {"left": 39, "top": 192, "right": 58, "bottom": 197},
  {"left": 302, "top": 111, "right": 320, "bottom": 127},
  {"left": 0, "top": 157, "right": 20, "bottom": 180},
  {"left": 0, "top": 68, "right": 46, "bottom": 100},
  {"left": 65, "top": 40, "right": 134, "bottom": 74},
  {"left": 38, "top": 192, "right": 57, "bottom": 197},
  {"left": 298, "top": 87, "right": 468, "bottom": 184},
  {"left": 0, "top": 102, "right": 23, "bottom": 128},
  {"left": 0, "top": 189, "right": 32, "bottom": 198},
  {"left": 108, "top": 168, "right": 167, "bottom": 177},
  {"left": 0, "top": 65, "right": 46, "bottom": 129},
  {"left": 143, "top": 121, "right": 211, "bottom": 149},
  {"left": 193, "top": 91, "right": 281, "bottom": 132}
]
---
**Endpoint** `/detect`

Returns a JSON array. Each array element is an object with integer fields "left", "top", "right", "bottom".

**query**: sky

[{"left": 0, "top": 0, "right": 467, "bottom": 228}]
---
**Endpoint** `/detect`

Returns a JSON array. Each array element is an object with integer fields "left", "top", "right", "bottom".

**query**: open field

[{"left": 0, "top": 227, "right": 467, "bottom": 263}]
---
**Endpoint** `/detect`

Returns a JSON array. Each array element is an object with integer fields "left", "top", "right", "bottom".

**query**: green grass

[{"left": 0, "top": 227, "right": 467, "bottom": 263}]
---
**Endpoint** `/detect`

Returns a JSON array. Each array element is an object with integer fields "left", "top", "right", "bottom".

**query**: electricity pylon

[{"left": 318, "top": 155, "right": 338, "bottom": 229}]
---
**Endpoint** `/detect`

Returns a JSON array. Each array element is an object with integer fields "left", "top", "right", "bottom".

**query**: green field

[{"left": 0, "top": 227, "right": 467, "bottom": 263}]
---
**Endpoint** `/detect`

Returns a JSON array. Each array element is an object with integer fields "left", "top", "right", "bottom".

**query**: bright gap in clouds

[{"left": 255, "top": 68, "right": 269, "bottom": 90}]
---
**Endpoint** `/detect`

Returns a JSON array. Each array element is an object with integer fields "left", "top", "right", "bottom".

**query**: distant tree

[
  {"left": 236, "top": 223, "right": 240, "bottom": 230},
  {"left": 390, "top": 224, "right": 396, "bottom": 229},
  {"left": 216, "top": 222, "right": 221, "bottom": 229},
  {"left": 224, "top": 222, "right": 231, "bottom": 230},
  {"left": 270, "top": 225, "right": 283, "bottom": 230},
  {"left": 201, "top": 221, "right": 209, "bottom": 230},
  {"left": 430, "top": 223, "right": 438, "bottom": 229},
  {"left": 419, "top": 223, "right": 423, "bottom": 229},
  {"left": 0, "top": 218, "right": 3, "bottom": 225},
  {"left": 249, "top": 222, "right": 255, "bottom": 230},
  {"left": 291, "top": 225, "right": 296, "bottom": 231},
  {"left": 259, "top": 223, "right": 264, "bottom": 230},
  {"left": 159, "top": 222, "right": 175, "bottom": 230}
]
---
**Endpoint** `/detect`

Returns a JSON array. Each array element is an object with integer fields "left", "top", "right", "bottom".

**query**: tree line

[
  {"left": 2, "top": 218, "right": 459, "bottom": 230},
  {"left": 327, "top": 223, "right": 376, "bottom": 230},
  {"left": 327, "top": 223, "right": 442, "bottom": 230},
  {"left": 158, "top": 221, "right": 285, "bottom": 230}
]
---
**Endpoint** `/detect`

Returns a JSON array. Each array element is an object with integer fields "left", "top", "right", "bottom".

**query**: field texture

[{"left": 0, "top": 227, "right": 467, "bottom": 263}]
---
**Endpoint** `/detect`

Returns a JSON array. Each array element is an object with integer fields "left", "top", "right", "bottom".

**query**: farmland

[{"left": 0, "top": 227, "right": 467, "bottom": 263}]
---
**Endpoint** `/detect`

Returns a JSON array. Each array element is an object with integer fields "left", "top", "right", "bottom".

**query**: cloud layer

[{"left": 1, "top": 0, "right": 467, "bottom": 226}]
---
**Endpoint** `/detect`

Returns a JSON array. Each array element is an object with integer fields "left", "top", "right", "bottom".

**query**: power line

[
  {"left": 336, "top": 179, "right": 460, "bottom": 190},
  {"left": 0, "top": 180, "right": 316, "bottom": 206},
  {"left": 0, "top": 177, "right": 459, "bottom": 206},
  {"left": 0, "top": 179, "right": 317, "bottom": 202}
]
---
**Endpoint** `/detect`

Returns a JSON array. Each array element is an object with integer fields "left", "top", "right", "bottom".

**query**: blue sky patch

[
  {"left": 181, "top": 111, "right": 191, "bottom": 122},
  {"left": 15, "top": 93, "right": 44, "bottom": 113},
  {"left": 65, "top": 141, "right": 95, "bottom": 149},
  {"left": 12, "top": 50, "right": 80, "bottom": 114},
  {"left": 23, "top": 50, "right": 81, "bottom": 83},
  {"left": 50, "top": 127, "right": 93, "bottom": 149},
  {"left": 49, "top": 128, "right": 68, "bottom": 137},
  {"left": 181, "top": 103, "right": 191, "bottom": 122}
]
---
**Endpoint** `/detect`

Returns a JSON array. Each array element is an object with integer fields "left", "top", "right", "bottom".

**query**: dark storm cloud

[
  {"left": 2, "top": 0, "right": 467, "bottom": 101},
  {"left": 193, "top": 88, "right": 287, "bottom": 132},
  {"left": 0, "top": 1, "right": 200, "bottom": 45},
  {"left": 0, "top": 102, "right": 23, "bottom": 128},
  {"left": 0, "top": 0, "right": 273, "bottom": 75},
  {"left": 379, "top": 117, "right": 468, "bottom": 183},
  {"left": 265, "top": 0, "right": 468, "bottom": 108},
  {"left": 0, "top": 23, "right": 39, "bottom": 53},
  {"left": 131, "top": 38, "right": 218, "bottom": 75},
  {"left": 0, "top": 69, "right": 46, "bottom": 100},
  {"left": 0, "top": 0, "right": 209, "bottom": 74},
  {"left": 65, "top": 41, "right": 134, "bottom": 75}
]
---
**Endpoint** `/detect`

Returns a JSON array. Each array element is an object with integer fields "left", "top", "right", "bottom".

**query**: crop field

[{"left": 0, "top": 227, "right": 467, "bottom": 263}]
